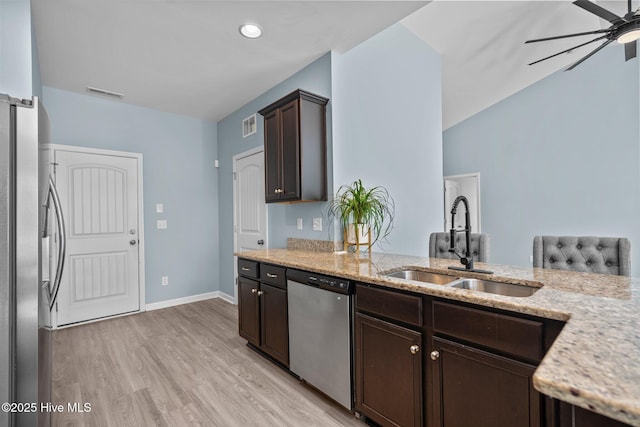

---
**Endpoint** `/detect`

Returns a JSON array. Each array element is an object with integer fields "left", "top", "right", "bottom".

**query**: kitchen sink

[
  {"left": 448, "top": 279, "right": 539, "bottom": 297},
  {"left": 384, "top": 270, "right": 459, "bottom": 285}
]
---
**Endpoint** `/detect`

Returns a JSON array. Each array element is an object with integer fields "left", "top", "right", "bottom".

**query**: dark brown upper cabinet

[{"left": 258, "top": 89, "right": 328, "bottom": 203}]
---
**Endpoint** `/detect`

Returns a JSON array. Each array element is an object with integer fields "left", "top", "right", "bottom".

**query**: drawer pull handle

[
  {"left": 257, "top": 290, "right": 264, "bottom": 296},
  {"left": 241, "top": 267, "right": 251, "bottom": 271},
  {"left": 410, "top": 345, "right": 420, "bottom": 355},
  {"left": 266, "top": 273, "right": 278, "bottom": 278},
  {"left": 430, "top": 350, "right": 440, "bottom": 360},
  {"left": 251, "top": 288, "right": 257, "bottom": 294}
]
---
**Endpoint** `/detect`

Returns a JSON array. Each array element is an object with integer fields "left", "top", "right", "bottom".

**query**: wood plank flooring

[{"left": 52, "top": 298, "right": 363, "bottom": 426}]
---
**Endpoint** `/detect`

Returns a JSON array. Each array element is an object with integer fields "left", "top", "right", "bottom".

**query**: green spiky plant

[{"left": 328, "top": 179, "right": 395, "bottom": 251}]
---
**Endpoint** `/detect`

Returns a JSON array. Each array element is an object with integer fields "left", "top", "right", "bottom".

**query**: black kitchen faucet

[{"left": 448, "top": 195, "right": 493, "bottom": 274}]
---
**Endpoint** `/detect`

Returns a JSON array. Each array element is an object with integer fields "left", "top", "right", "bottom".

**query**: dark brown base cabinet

[
  {"left": 354, "top": 284, "right": 424, "bottom": 427},
  {"left": 355, "top": 313, "right": 422, "bottom": 427},
  {"left": 237, "top": 260, "right": 289, "bottom": 367},
  {"left": 431, "top": 336, "right": 540, "bottom": 427}
]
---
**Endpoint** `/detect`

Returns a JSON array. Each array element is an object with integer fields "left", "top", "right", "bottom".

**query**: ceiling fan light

[
  {"left": 239, "top": 24, "right": 262, "bottom": 39},
  {"left": 617, "top": 28, "right": 640, "bottom": 44}
]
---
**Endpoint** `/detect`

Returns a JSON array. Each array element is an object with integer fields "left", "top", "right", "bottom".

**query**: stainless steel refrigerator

[{"left": 0, "top": 94, "right": 66, "bottom": 427}]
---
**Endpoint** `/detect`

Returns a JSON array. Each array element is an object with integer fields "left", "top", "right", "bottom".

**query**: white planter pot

[{"left": 346, "top": 223, "right": 371, "bottom": 246}]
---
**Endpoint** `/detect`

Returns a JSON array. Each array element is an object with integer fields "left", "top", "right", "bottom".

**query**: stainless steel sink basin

[
  {"left": 384, "top": 270, "right": 458, "bottom": 285},
  {"left": 448, "top": 279, "right": 539, "bottom": 297}
]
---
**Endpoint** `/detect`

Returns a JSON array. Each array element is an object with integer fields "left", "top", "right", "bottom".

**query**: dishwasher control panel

[{"left": 287, "top": 269, "right": 353, "bottom": 295}]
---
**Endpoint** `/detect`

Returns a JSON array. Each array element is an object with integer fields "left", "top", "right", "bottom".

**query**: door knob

[
  {"left": 257, "top": 239, "right": 264, "bottom": 245},
  {"left": 430, "top": 350, "right": 440, "bottom": 360},
  {"left": 410, "top": 345, "right": 420, "bottom": 355},
  {"left": 130, "top": 240, "right": 137, "bottom": 246}
]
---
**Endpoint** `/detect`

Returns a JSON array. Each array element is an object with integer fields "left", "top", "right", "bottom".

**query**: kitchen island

[{"left": 236, "top": 248, "right": 640, "bottom": 427}]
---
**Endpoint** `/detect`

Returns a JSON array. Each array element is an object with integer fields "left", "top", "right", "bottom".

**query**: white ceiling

[
  {"left": 402, "top": 1, "right": 630, "bottom": 129},
  {"left": 32, "top": 1, "right": 632, "bottom": 127},
  {"left": 31, "top": 0, "right": 427, "bottom": 122}
]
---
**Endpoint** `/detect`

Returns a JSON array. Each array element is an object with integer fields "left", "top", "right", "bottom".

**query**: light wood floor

[{"left": 52, "top": 298, "right": 363, "bottom": 426}]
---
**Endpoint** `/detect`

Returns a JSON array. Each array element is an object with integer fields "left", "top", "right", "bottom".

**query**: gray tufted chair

[
  {"left": 429, "top": 232, "right": 490, "bottom": 263},
  {"left": 532, "top": 236, "right": 631, "bottom": 276}
]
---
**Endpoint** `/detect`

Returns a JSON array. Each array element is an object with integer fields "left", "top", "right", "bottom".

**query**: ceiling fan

[{"left": 526, "top": 0, "right": 640, "bottom": 70}]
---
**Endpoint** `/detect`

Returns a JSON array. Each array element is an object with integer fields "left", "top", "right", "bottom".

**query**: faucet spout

[{"left": 448, "top": 196, "right": 474, "bottom": 270}]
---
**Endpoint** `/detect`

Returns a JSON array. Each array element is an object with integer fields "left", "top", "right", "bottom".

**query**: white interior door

[
  {"left": 444, "top": 173, "right": 481, "bottom": 233},
  {"left": 55, "top": 149, "right": 141, "bottom": 325},
  {"left": 233, "top": 149, "right": 267, "bottom": 300}
]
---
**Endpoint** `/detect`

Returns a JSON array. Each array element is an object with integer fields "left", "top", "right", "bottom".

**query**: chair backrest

[
  {"left": 532, "top": 235, "right": 631, "bottom": 276},
  {"left": 429, "top": 232, "right": 490, "bottom": 263}
]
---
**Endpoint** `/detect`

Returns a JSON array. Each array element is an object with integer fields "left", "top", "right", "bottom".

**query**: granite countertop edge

[{"left": 236, "top": 248, "right": 640, "bottom": 427}]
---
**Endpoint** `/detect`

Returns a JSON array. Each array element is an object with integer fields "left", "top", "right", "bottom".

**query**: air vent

[
  {"left": 242, "top": 114, "right": 257, "bottom": 138},
  {"left": 86, "top": 86, "right": 124, "bottom": 98}
]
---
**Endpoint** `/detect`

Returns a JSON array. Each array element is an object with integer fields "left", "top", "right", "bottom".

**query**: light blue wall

[
  {"left": 443, "top": 44, "right": 640, "bottom": 276},
  {"left": 332, "top": 24, "right": 443, "bottom": 256},
  {"left": 42, "top": 86, "right": 219, "bottom": 303},
  {"left": 217, "top": 54, "right": 332, "bottom": 297},
  {"left": 0, "top": 0, "right": 33, "bottom": 98},
  {"left": 30, "top": 10, "right": 42, "bottom": 98}
]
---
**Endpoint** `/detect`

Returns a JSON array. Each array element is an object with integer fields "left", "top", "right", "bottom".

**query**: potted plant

[{"left": 328, "top": 179, "right": 395, "bottom": 251}]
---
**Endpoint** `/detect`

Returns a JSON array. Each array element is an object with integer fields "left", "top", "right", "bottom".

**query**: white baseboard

[{"left": 146, "top": 291, "right": 236, "bottom": 311}]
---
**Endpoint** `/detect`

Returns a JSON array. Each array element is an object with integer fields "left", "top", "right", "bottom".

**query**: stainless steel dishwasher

[{"left": 287, "top": 268, "right": 354, "bottom": 410}]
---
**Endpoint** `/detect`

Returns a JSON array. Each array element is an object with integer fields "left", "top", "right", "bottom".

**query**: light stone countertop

[{"left": 236, "top": 248, "right": 640, "bottom": 426}]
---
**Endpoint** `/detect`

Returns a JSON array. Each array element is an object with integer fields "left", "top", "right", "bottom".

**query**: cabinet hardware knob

[
  {"left": 410, "top": 345, "right": 420, "bottom": 355},
  {"left": 257, "top": 290, "right": 264, "bottom": 296},
  {"left": 430, "top": 350, "right": 440, "bottom": 360},
  {"left": 257, "top": 240, "right": 264, "bottom": 245},
  {"left": 251, "top": 288, "right": 257, "bottom": 294},
  {"left": 241, "top": 267, "right": 251, "bottom": 271},
  {"left": 266, "top": 273, "right": 278, "bottom": 278}
]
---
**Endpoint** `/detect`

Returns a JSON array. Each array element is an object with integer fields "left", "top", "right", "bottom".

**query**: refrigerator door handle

[{"left": 48, "top": 175, "right": 66, "bottom": 311}]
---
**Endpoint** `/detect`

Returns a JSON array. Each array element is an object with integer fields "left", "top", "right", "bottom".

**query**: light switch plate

[
  {"left": 161, "top": 276, "right": 169, "bottom": 286},
  {"left": 156, "top": 203, "right": 164, "bottom": 213},
  {"left": 312, "top": 218, "right": 322, "bottom": 231},
  {"left": 297, "top": 218, "right": 303, "bottom": 230},
  {"left": 157, "top": 220, "right": 167, "bottom": 229}
]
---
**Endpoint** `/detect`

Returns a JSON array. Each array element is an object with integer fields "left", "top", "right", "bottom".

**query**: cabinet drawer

[
  {"left": 261, "top": 264, "right": 286, "bottom": 288},
  {"left": 238, "top": 258, "right": 259, "bottom": 279},
  {"left": 432, "top": 300, "right": 544, "bottom": 363},
  {"left": 356, "top": 284, "right": 422, "bottom": 327}
]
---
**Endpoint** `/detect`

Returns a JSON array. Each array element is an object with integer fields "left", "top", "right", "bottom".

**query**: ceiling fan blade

[
  {"left": 528, "top": 35, "right": 607, "bottom": 66},
  {"left": 573, "top": 0, "right": 624, "bottom": 24},
  {"left": 566, "top": 38, "right": 615, "bottom": 70},
  {"left": 625, "top": 40, "right": 637, "bottom": 60},
  {"left": 526, "top": 29, "right": 610, "bottom": 44}
]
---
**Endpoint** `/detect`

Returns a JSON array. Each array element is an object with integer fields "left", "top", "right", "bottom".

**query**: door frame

[
  {"left": 443, "top": 172, "right": 481, "bottom": 233},
  {"left": 233, "top": 146, "right": 268, "bottom": 304},
  {"left": 48, "top": 144, "right": 146, "bottom": 327}
]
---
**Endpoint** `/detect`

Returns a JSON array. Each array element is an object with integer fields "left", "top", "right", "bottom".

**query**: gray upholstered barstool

[
  {"left": 532, "top": 236, "right": 631, "bottom": 276},
  {"left": 429, "top": 232, "right": 490, "bottom": 263}
]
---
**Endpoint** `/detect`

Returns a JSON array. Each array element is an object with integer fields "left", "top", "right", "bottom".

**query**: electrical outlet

[
  {"left": 312, "top": 218, "right": 322, "bottom": 231},
  {"left": 161, "top": 276, "right": 169, "bottom": 286},
  {"left": 157, "top": 220, "right": 167, "bottom": 229},
  {"left": 297, "top": 218, "right": 303, "bottom": 230},
  {"left": 529, "top": 255, "right": 533, "bottom": 263}
]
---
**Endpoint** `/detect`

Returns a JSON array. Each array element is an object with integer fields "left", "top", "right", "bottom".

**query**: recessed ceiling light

[{"left": 239, "top": 23, "right": 262, "bottom": 39}]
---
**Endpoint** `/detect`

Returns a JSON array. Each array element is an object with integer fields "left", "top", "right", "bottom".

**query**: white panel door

[
  {"left": 233, "top": 150, "right": 266, "bottom": 301},
  {"left": 235, "top": 151, "right": 266, "bottom": 252},
  {"left": 55, "top": 150, "right": 140, "bottom": 325}
]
